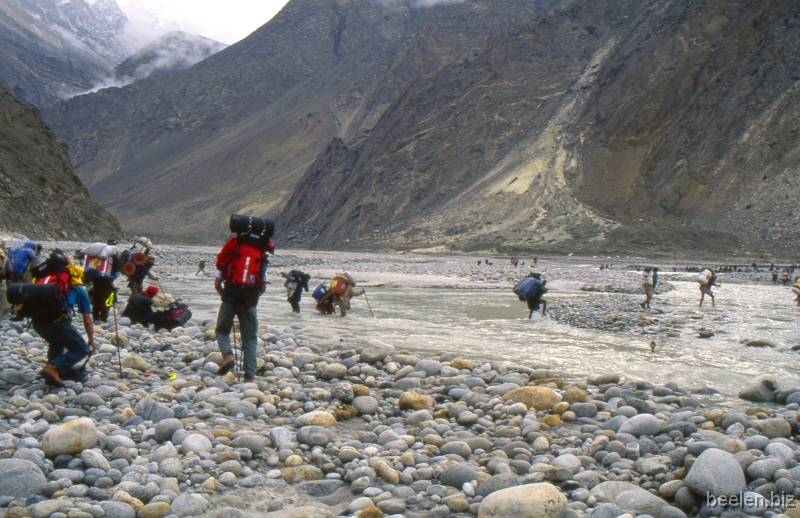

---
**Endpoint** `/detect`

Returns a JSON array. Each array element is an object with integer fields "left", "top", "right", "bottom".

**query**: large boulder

[
  {"left": 0, "top": 459, "right": 47, "bottom": 498},
  {"left": 360, "top": 340, "right": 395, "bottom": 363},
  {"left": 684, "top": 449, "right": 746, "bottom": 496},
  {"left": 296, "top": 411, "right": 338, "bottom": 427},
  {"left": 738, "top": 380, "right": 778, "bottom": 402},
  {"left": 42, "top": 418, "right": 98, "bottom": 456},
  {"left": 750, "top": 418, "right": 792, "bottom": 439},
  {"left": 617, "top": 414, "right": 662, "bottom": 437},
  {"left": 478, "top": 483, "right": 566, "bottom": 518},
  {"left": 502, "top": 387, "right": 561, "bottom": 410}
]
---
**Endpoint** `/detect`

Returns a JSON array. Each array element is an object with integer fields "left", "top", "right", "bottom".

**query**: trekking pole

[
  {"left": 108, "top": 290, "right": 122, "bottom": 374},
  {"left": 363, "top": 291, "right": 375, "bottom": 318},
  {"left": 232, "top": 318, "right": 241, "bottom": 382}
]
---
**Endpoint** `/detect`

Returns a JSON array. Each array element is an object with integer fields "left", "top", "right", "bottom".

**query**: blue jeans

[
  {"left": 215, "top": 302, "right": 258, "bottom": 378},
  {"left": 32, "top": 318, "right": 90, "bottom": 374}
]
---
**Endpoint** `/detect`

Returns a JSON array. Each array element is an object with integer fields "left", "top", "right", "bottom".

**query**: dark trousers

[
  {"left": 215, "top": 302, "right": 258, "bottom": 378},
  {"left": 32, "top": 318, "right": 90, "bottom": 375},
  {"left": 90, "top": 277, "right": 115, "bottom": 321},
  {"left": 289, "top": 289, "right": 302, "bottom": 313}
]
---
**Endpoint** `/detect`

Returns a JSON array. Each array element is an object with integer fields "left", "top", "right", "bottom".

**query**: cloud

[{"left": 115, "top": 0, "right": 290, "bottom": 44}]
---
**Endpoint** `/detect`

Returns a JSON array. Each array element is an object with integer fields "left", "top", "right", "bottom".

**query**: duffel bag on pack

[
  {"left": 6, "top": 283, "right": 65, "bottom": 320},
  {"left": 330, "top": 276, "right": 350, "bottom": 297},
  {"left": 229, "top": 214, "right": 275, "bottom": 241},
  {"left": 513, "top": 277, "right": 543, "bottom": 301},
  {"left": 83, "top": 243, "right": 116, "bottom": 259},
  {"left": 312, "top": 284, "right": 327, "bottom": 301},
  {"left": 697, "top": 269, "right": 713, "bottom": 285}
]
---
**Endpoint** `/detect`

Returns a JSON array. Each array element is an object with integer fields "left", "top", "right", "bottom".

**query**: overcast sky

[{"left": 116, "top": 0, "right": 291, "bottom": 45}]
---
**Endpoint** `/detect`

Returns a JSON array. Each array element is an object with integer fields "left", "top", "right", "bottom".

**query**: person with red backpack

[
  {"left": 9, "top": 250, "right": 94, "bottom": 387},
  {"left": 213, "top": 215, "right": 275, "bottom": 382}
]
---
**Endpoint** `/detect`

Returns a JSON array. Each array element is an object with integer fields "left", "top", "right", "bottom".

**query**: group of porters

[
  {"left": 0, "top": 213, "right": 371, "bottom": 387},
  {"left": 4, "top": 211, "right": 796, "bottom": 388}
]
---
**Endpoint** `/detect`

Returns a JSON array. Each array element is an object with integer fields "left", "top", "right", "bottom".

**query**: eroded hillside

[
  {"left": 281, "top": 0, "right": 800, "bottom": 256},
  {"left": 0, "top": 85, "right": 123, "bottom": 240}
]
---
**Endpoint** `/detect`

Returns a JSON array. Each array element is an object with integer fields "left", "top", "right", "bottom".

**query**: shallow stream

[{"left": 160, "top": 266, "right": 800, "bottom": 404}]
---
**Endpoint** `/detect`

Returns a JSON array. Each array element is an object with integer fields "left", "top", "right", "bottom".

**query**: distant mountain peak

[{"left": 113, "top": 31, "right": 227, "bottom": 82}]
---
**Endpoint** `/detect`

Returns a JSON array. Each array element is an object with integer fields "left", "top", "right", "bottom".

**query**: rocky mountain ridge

[
  {"left": 0, "top": 0, "right": 129, "bottom": 107},
  {"left": 43, "top": 0, "right": 548, "bottom": 243},
  {"left": 280, "top": 0, "right": 800, "bottom": 257},
  {"left": 0, "top": 84, "right": 123, "bottom": 241}
]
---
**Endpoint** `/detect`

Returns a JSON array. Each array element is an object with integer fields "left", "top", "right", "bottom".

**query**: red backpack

[{"left": 216, "top": 237, "right": 268, "bottom": 287}]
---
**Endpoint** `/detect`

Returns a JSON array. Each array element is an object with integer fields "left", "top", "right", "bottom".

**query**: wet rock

[
  {"left": 739, "top": 380, "right": 778, "bottom": 402},
  {"left": 684, "top": 449, "right": 746, "bottom": 496},
  {"left": 478, "top": 483, "right": 567, "bottom": 518}
]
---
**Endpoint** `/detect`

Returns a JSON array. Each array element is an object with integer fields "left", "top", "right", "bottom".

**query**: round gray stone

[
  {"left": 684, "top": 449, "right": 746, "bottom": 496},
  {"left": 353, "top": 396, "right": 380, "bottom": 415},
  {"left": 0, "top": 459, "right": 47, "bottom": 498}
]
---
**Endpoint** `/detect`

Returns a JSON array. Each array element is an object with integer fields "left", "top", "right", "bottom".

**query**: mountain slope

[
  {"left": 0, "top": 0, "right": 129, "bottom": 107},
  {"left": 114, "top": 31, "right": 227, "bottom": 82},
  {"left": 0, "top": 85, "right": 124, "bottom": 240},
  {"left": 43, "top": 0, "right": 547, "bottom": 243},
  {"left": 280, "top": 0, "right": 800, "bottom": 256}
]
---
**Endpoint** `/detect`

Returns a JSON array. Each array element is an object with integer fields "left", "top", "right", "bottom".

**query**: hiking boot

[
  {"left": 217, "top": 353, "right": 236, "bottom": 376},
  {"left": 243, "top": 376, "right": 254, "bottom": 383},
  {"left": 41, "top": 364, "right": 64, "bottom": 387}
]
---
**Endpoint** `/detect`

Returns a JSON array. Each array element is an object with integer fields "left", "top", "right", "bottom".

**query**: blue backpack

[
  {"left": 7, "top": 242, "right": 37, "bottom": 277},
  {"left": 513, "top": 277, "right": 543, "bottom": 301}
]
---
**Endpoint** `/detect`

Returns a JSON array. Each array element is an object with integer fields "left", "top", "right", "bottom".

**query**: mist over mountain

[
  {"left": 113, "top": 31, "right": 227, "bottom": 83},
  {"left": 0, "top": 0, "right": 128, "bottom": 106}
]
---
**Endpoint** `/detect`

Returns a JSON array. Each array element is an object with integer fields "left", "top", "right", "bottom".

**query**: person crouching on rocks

[{"left": 122, "top": 285, "right": 159, "bottom": 326}]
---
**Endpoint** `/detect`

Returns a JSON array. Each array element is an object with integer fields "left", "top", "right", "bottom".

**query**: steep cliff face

[
  {"left": 0, "top": 0, "right": 130, "bottom": 107},
  {"left": 0, "top": 85, "right": 124, "bottom": 240},
  {"left": 43, "top": 0, "right": 547, "bottom": 243},
  {"left": 281, "top": 0, "right": 800, "bottom": 256}
]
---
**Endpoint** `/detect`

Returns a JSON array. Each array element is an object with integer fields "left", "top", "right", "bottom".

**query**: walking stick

[
  {"left": 108, "top": 290, "right": 122, "bottom": 374},
  {"left": 232, "top": 318, "right": 241, "bottom": 382},
  {"left": 363, "top": 291, "right": 375, "bottom": 318}
]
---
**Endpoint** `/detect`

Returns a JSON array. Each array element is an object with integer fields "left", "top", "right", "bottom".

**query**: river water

[{"left": 160, "top": 266, "right": 800, "bottom": 405}]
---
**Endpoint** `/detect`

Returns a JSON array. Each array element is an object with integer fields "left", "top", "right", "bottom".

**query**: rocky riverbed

[
  {"left": 2, "top": 312, "right": 800, "bottom": 518},
  {"left": 1, "top": 240, "right": 799, "bottom": 518}
]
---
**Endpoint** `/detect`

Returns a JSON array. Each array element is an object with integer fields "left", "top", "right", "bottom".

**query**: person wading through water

[
  {"left": 319, "top": 272, "right": 365, "bottom": 317},
  {"left": 283, "top": 270, "right": 310, "bottom": 313},
  {"left": 214, "top": 214, "right": 275, "bottom": 382},
  {"left": 8, "top": 250, "right": 94, "bottom": 387},
  {"left": 513, "top": 272, "right": 548, "bottom": 319},
  {"left": 196, "top": 258, "right": 207, "bottom": 276},
  {"left": 640, "top": 266, "right": 659, "bottom": 309},
  {"left": 698, "top": 267, "right": 719, "bottom": 307}
]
